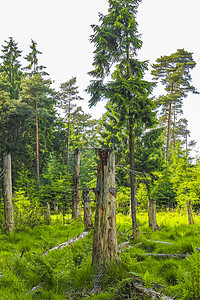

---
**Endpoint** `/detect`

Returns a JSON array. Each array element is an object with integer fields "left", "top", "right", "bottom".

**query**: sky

[{"left": 1, "top": 0, "right": 200, "bottom": 153}]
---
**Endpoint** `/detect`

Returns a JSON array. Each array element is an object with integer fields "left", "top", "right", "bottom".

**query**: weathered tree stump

[
  {"left": 72, "top": 148, "right": 81, "bottom": 219},
  {"left": 92, "top": 149, "right": 119, "bottom": 265},
  {"left": 148, "top": 198, "right": 160, "bottom": 231},
  {"left": 3, "top": 154, "right": 14, "bottom": 232}
]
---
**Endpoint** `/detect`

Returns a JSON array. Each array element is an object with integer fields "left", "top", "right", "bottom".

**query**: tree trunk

[
  {"left": 92, "top": 149, "right": 119, "bottom": 265},
  {"left": 72, "top": 148, "right": 81, "bottom": 219},
  {"left": 187, "top": 200, "right": 194, "bottom": 225},
  {"left": 148, "top": 197, "right": 160, "bottom": 231},
  {"left": 3, "top": 154, "right": 14, "bottom": 232},
  {"left": 46, "top": 201, "right": 51, "bottom": 223},
  {"left": 35, "top": 99, "right": 39, "bottom": 179},
  {"left": 165, "top": 100, "right": 172, "bottom": 161},
  {"left": 66, "top": 101, "right": 71, "bottom": 165},
  {"left": 165, "top": 85, "right": 173, "bottom": 161},
  {"left": 129, "top": 123, "right": 140, "bottom": 239},
  {"left": 83, "top": 188, "right": 93, "bottom": 231}
]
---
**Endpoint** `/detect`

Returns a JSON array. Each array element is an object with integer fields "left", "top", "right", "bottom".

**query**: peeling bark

[
  {"left": 92, "top": 149, "right": 119, "bottom": 265},
  {"left": 72, "top": 148, "right": 81, "bottom": 219},
  {"left": 3, "top": 154, "right": 14, "bottom": 232}
]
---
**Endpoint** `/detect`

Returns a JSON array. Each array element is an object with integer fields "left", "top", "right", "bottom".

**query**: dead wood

[
  {"left": 140, "top": 253, "right": 187, "bottom": 259},
  {"left": 44, "top": 231, "right": 88, "bottom": 255},
  {"left": 131, "top": 281, "right": 174, "bottom": 300},
  {"left": 148, "top": 240, "right": 173, "bottom": 245}
]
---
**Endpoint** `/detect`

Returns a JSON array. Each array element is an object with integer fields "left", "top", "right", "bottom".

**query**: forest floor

[{"left": 0, "top": 210, "right": 200, "bottom": 299}]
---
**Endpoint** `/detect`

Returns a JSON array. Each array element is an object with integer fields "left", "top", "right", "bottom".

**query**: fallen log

[
  {"left": 148, "top": 240, "right": 173, "bottom": 245},
  {"left": 140, "top": 253, "right": 187, "bottom": 259},
  {"left": 132, "top": 281, "right": 174, "bottom": 300},
  {"left": 44, "top": 231, "right": 88, "bottom": 255}
]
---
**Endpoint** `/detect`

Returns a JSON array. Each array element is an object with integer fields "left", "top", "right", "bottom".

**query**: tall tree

[
  {"left": 24, "top": 40, "right": 49, "bottom": 179},
  {"left": 19, "top": 74, "right": 56, "bottom": 178},
  {"left": 24, "top": 39, "right": 48, "bottom": 77},
  {"left": 151, "top": 49, "right": 197, "bottom": 160},
  {"left": 0, "top": 37, "right": 22, "bottom": 99},
  {"left": 87, "top": 0, "right": 155, "bottom": 238},
  {"left": 58, "top": 77, "right": 83, "bottom": 165}
]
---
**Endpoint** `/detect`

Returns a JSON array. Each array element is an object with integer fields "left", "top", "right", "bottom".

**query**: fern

[{"left": 187, "top": 248, "right": 200, "bottom": 298}]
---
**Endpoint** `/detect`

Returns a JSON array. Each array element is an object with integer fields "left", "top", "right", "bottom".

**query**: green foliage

[
  {"left": 116, "top": 187, "right": 130, "bottom": 214},
  {"left": 186, "top": 248, "right": 200, "bottom": 298},
  {"left": 0, "top": 212, "right": 200, "bottom": 298}
]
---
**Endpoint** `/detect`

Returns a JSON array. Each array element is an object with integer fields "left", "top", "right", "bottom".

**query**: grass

[{"left": 0, "top": 210, "right": 200, "bottom": 299}]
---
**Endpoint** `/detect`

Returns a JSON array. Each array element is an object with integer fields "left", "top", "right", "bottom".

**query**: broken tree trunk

[
  {"left": 72, "top": 148, "right": 81, "bottom": 219},
  {"left": 187, "top": 200, "right": 194, "bottom": 225},
  {"left": 148, "top": 197, "right": 161, "bottom": 231},
  {"left": 83, "top": 188, "right": 93, "bottom": 231},
  {"left": 92, "top": 149, "right": 119, "bottom": 265},
  {"left": 3, "top": 154, "right": 14, "bottom": 232}
]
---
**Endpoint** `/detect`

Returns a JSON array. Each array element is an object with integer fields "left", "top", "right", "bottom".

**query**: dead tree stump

[
  {"left": 148, "top": 198, "right": 160, "bottom": 231},
  {"left": 3, "top": 154, "right": 14, "bottom": 232},
  {"left": 92, "top": 149, "right": 119, "bottom": 265}
]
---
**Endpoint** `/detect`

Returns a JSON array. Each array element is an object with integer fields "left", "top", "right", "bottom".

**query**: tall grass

[{"left": 0, "top": 210, "right": 200, "bottom": 299}]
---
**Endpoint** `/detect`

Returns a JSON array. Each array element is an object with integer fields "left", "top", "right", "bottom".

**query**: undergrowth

[{"left": 0, "top": 210, "right": 200, "bottom": 299}]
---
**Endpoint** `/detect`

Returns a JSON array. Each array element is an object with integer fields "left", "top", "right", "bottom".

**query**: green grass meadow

[{"left": 0, "top": 211, "right": 200, "bottom": 299}]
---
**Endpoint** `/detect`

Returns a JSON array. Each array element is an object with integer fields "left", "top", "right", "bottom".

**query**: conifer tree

[
  {"left": 87, "top": 0, "right": 155, "bottom": 237},
  {"left": 24, "top": 40, "right": 49, "bottom": 179},
  {"left": 24, "top": 39, "right": 48, "bottom": 76},
  {"left": 151, "top": 49, "right": 197, "bottom": 160},
  {"left": 0, "top": 37, "right": 22, "bottom": 99},
  {"left": 58, "top": 77, "right": 83, "bottom": 165}
]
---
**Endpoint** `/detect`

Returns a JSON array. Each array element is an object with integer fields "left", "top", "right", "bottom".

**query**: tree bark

[
  {"left": 187, "top": 200, "right": 194, "bottom": 225},
  {"left": 148, "top": 197, "right": 160, "bottom": 231},
  {"left": 83, "top": 188, "right": 93, "bottom": 231},
  {"left": 35, "top": 99, "right": 39, "bottom": 179},
  {"left": 165, "top": 85, "right": 173, "bottom": 161},
  {"left": 3, "top": 154, "right": 14, "bottom": 232},
  {"left": 92, "top": 149, "right": 119, "bottom": 265},
  {"left": 72, "top": 148, "right": 81, "bottom": 219},
  {"left": 66, "top": 101, "right": 71, "bottom": 165},
  {"left": 129, "top": 124, "right": 140, "bottom": 239}
]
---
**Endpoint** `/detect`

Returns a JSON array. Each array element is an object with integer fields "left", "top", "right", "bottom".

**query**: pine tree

[{"left": 151, "top": 49, "right": 197, "bottom": 160}]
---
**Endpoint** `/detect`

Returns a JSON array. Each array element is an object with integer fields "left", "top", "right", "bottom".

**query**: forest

[{"left": 0, "top": 0, "right": 200, "bottom": 299}]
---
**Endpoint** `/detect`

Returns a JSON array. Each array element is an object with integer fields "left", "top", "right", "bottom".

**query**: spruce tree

[
  {"left": 87, "top": 0, "right": 155, "bottom": 237},
  {"left": 58, "top": 77, "right": 83, "bottom": 165},
  {"left": 0, "top": 37, "right": 22, "bottom": 99}
]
